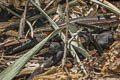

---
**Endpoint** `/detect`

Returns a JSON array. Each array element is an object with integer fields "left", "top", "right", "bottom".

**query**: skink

[
  {"left": 57, "top": 14, "right": 118, "bottom": 27},
  {"left": 34, "top": 14, "right": 120, "bottom": 33}
]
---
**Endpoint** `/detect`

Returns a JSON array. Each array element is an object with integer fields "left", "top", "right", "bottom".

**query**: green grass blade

[
  {"left": 71, "top": 43, "right": 90, "bottom": 59},
  {"left": 91, "top": 0, "right": 120, "bottom": 16},
  {"left": 69, "top": 45, "right": 87, "bottom": 75},
  {"left": 68, "top": 23, "right": 78, "bottom": 34},
  {"left": 68, "top": 24, "right": 90, "bottom": 58},
  {"left": 57, "top": 5, "right": 64, "bottom": 19},
  {"left": 0, "top": 29, "right": 61, "bottom": 80},
  {"left": 29, "top": 0, "right": 66, "bottom": 42}
]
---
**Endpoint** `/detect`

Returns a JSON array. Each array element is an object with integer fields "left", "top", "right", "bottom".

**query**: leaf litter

[{"left": 0, "top": 0, "right": 120, "bottom": 80}]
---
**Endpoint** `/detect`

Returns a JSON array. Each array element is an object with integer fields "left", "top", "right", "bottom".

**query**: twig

[
  {"left": 0, "top": 39, "right": 15, "bottom": 47},
  {"left": 62, "top": 0, "right": 69, "bottom": 67},
  {"left": 18, "top": 1, "right": 28, "bottom": 39}
]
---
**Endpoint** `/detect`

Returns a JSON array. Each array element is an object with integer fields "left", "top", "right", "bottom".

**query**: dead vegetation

[{"left": 0, "top": 0, "right": 120, "bottom": 80}]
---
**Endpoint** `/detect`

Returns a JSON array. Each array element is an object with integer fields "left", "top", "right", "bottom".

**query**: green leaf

[
  {"left": 68, "top": 23, "right": 78, "bottom": 34},
  {"left": 71, "top": 43, "right": 90, "bottom": 59},
  {"left": 68, "top": 24, "right": 90, "bottom": 58},
  {"left": 0, "top": 29, "right": 61, "bottom": 80},
  {"left": 69, "top": 37, "right": 90, "bottom": 58},
  {"left": 57, "top": 5, "right": 65, "bottom": 19},
  {"left": 69, "top": 45, "right": 87, "bottom": 75}
]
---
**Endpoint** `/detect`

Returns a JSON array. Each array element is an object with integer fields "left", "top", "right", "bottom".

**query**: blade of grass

[
  {"left": 0, "top": 29, "right": 62, "bottom": 80},
  {"left": 69, "top": 44, "right": 88, "bottom": 75},
  {"left": 57, "top": 4, "right": 65, "bottom": 20},
  {"left": 91, "top": 0, "right": 120, "bottom": 16},
  {"left": 29, "top": 0, "right": 66, "bottom": 42},
  {"left": 0, "top": 4, "right": 21, "bottom": 18},
  {"left": 99, "top": 0, "right": 120, "bottom": 12},
  {"left": 71, "top": 43, "right": 90, "bottom": 58}
]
